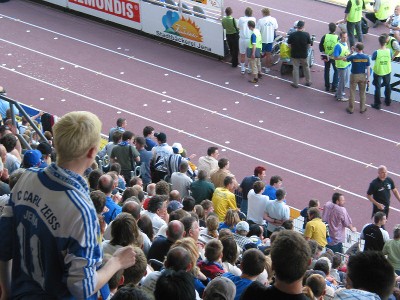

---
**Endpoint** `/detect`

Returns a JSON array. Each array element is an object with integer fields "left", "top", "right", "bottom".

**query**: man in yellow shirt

[
  {"left": 304, "top": 207, "right": 327, "bottom": 248},
  {"left": 212, "top": 176, "right": 238, "bottom": 221}
]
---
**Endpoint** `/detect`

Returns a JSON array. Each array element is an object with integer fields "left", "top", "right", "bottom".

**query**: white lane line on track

[
  {"left": 2, "top": 64, "right": 399, "bottom": 213},
  {"left": 2, "top": 37, "right": 400, "bottom": 175}
]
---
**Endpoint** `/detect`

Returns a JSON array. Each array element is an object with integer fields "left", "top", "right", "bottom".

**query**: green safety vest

[
  {"left": 375, "top": 0, "right": 391, "bottom": 20},
  {"left": 373, "top": 48, "right": 391, "bottom": 75},
  {"left": 386, "top": 37, "right": 400, "bottom": 58},
  {"left": 347, "top": 0, "right": 363, "bottom": 22},
  {"left": 324, "top": 33, "right": 339, "bottom": 56},
  {"left": 248, "top": 28, "right": 262, "bottom": 49},
  {"left": 335, "top": 43, "right": 351, "bottom": 68}
]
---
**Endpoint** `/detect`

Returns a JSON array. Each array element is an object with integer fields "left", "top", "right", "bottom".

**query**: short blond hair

[{"left": 53, "top": 111, "right": 101, "bottom": 165}]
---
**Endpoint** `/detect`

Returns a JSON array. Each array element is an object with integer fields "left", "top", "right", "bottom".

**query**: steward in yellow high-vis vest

[
  {"left": 319, "top": 22, "right": 339, "bottom": 91},
  {"left": 366, "top": 0, "right": 391, "bottom": 28},
  {"left": 371, "top": 34, "right": 392, "bottom": 109},
  {"left": 344, "top": 0, "right": 365, "bottom": 48},
  {"left": 333, "top": 32, "right": 351, "bottom": 101}
]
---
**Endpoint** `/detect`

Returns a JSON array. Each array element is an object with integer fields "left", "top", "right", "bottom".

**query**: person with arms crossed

[{"left": 0, "top": 111, "right": 136, "bottom": 299}]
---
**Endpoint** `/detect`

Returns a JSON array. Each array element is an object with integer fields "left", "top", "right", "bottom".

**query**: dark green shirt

[{"left": 222, "top": 16, "right": 238, "bottom": 35}]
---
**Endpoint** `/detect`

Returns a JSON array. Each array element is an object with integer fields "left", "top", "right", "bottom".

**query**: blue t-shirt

[
  {"left": 223, "top": 273, "right": 253, "bottom": 300},
  {"left": 262, "top": 185, "right": 277, "bottom": 200},
  {"left": 103, "top": 196, "right": 122, "bottom": 224},
  {"left": 251, "top": 32, "right": 257, "bottom": 45},
  {"left": 145, "top": 137, "right": 157, "bottom": 151},
  {"left": 347, "top": 53, "right": 370, "bottom": 74},
  {"left": 333, "top": 42, "right": 351, "bottom": 69}
]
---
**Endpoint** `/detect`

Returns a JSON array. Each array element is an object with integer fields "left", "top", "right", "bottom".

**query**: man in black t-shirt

[
  {"left": 287, "top": 20, "right": 312, "bottom": 88},
  {"left": 367, "top": 165, "right": 400, "bottom": 218}
]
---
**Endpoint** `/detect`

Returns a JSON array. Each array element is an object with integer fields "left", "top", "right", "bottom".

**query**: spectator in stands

[
  {"left": 336, "top": 251, "right": 395, "bottom": 299},
  {"left": 198, "top": 239, "right": 225, "bottom": 279},
  {"left": 101, "top": 254, "right": 124, "bottom": 298},
  {"left": 1, "top": 133, "right": 20, "bottom": 174},
  {"left": 98, "top": 130, "right": 122, "bottom": 161},
  {"left": 210, "top": 158, "right": 238, "bottom": 189},
  {"left": 247, "top": 180, "right": 269, "bottom": 226},
  {"left": 168, "top": 200, "right": 183, "bottom": 214},
  {"left": 171, "top": 160, "right": 192, "bottom": 198},
  {"left": 141, "top": 195, "right": 168, "bottom": 232},
  {"left": 361, "top": 211, "right": 389, "bottom": 251},
  {"left": 219, "top": 209, "right": 240, "bottom": 232},
  {"left": 242, "top": 231, "right": 311, "bottom": 299},
  {"left": 129, "top": 176, "right": 143, "bottom": 188},
  {"left": 36, "top": 141, "right": 52, "bottom": 166},
  {"left": 134, "top": 136, "right": 152, "bottom": 187},
  {"left": 220, "top": 235, "right": 241, "bottom": 276},
  {"left": 165, "top": 142, "right": 195, "bottom": 179},
  {"left": 103, "top": 213, "right": 143, "bottom": 256},
  {"left": 212, "top": 176, "right": 238, "bottom": 221},
  {"left": 143, "top": 125, "right": 157, "bottom": 151},
  {"left": 305, "top": 274, "right": 326, "bottom": 300},
  {"left": 322, "top": 192, "right": 356, "bottom": 253},
  {"left": 109, "top": 163, "right": 126, "bottom": 190},
  {"left": 0, "top": 111, "right": 136, "bottom": 299},
  {"left": 110, "top": 131, "right": 140, "bottom": 184},
  {"left": 264, "top": 189, "right": 290, "bottom": 237},
  {"left": 300, "top": 199, "right": 320, "bottom": 229},
  {"left": 190, "top": 170, "right": 215, "bottom": 204},
  {"left": 154, "top": 269, "right": 196, "bottom": 300},
  {"left": 383, "top": 225, "right": 400, "bottom": 275},
  {"left": 0, "top": 159, "right": 9, "bottom": 197},
  {"left": 108, "top": 117, "right": 126, "bottom": 141},
  {"left": 223, "top": 248, "right": 266, "bottom": 300},
  {"left": 200, "top": 214, "right": 219, "bottom": 238},
  {"left": 201, "top": 199, "right": 215, "bottom": 219},
  {"left": 181, "top": 216, "right": 201, "bottom": 242},
  {"left": 198, "top": 146, "right": 219, "bottom": 180},
  {"left": 152, "top": 132, "right": 173, "bottom": 183},
  {"left": 304, "top": 207, "right": 327, "bottom": 248},
  {"left": 183, "top": 196, "right": 196, "bottom": 212},
  {"left": 88, "top": 169, "right": 103, "bottom": 191},
  {"left": 90, "top": 190, "right": 107, "bottom": 214},
  {"left": 147, "top": 220, "right": 184, "bottom": 263},
  {"left": 203, "top": 277, "right": 236, "bottom": 300},
  {"left": 21, "top": 149, "right": 44, "bottom": 169},
  {"left": 239, "top": 166, "right": 267, "bottom": 215},
  {"left": 233, "top": 221, "right": 252, "bottom": 250},
  {"left": 137, "top": 214, "right": 154, "bottom": 243},
  {"left": 99, "top": 174, "right": 122, "bottom": 224},
  {"left": 262, "top": 175, "right": 283, "bottom": 200}
]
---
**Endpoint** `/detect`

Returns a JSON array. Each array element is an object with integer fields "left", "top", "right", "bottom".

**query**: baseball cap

[
  {"left": 203, "top": 277, "right": 236, "bottom": 300},
  {"left": 167, "top": 200, "right": 183, "bottom": 214},
  {"left": 37, "top": 142, "right": 52, "bottom": 155},
  {"left": 236, "top": 221, "right": 250, "bottom": 232},
  {"left": 23, "top": 150, "right": 42, "bottom": 168},
  {"left": 172, "top": 142, "right": 183, "bottom": 154},
  {"left": 154, "top": 132, "right": 167, "bottom": 143}
]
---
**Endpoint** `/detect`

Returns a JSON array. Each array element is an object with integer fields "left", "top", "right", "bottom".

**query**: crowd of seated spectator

[{"left": 1, "top": 111, "right": 399, "bottom": 300}]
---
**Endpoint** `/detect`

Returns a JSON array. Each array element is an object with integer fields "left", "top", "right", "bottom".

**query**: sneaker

[
  {"left": 360, "top": 108, "right": 367, "bottom": 114},
  {"left": 346, "top": 108, "right": 353, "bottom": 114},
  {"left": 371, "top": 103, "right": 381, "bottom": 110},
  {"left": 249, "top": 78, "right": 258, "bottom": 83},
  {"left": 330, "top": 87, "right": 337, "bottom": 93},
  {"left": 305, "top": 82, "right": 312, "bottom": 87},
  {"left": 263, "top": 68, "right": 271, "bottom": 74},
  {"left": 258, "top": 73, "right": 263, "bottom": 79},
  {"left": 241, "top": 69, "right": 245, "bottom": 75},
  {"left": 291, "top": 83, "right": 299, "bottom": 88},
  {"left": 337, "top": 97, "right": 349, "bottom": 102},
  {"left": 385, "top": 101, "right": 391, "bottom": 106}
]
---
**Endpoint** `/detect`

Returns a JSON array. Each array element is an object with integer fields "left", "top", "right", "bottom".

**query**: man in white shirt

[
  {"left": 247, "top": 181, "right": 269, "bottom": 225},
  {"left": 170, "top": 161, "right": 192, "bottom": 198},
  {"left": 263, "top": 189, "right": 290, "bottom": 237},
  {"left": 256, "top": 8, "right": 278, "bottom": 73},
  {"left": 141, "top": 195, "right": 168, "bottom": 233},
  {"left": 238, "top": 7, "right": 256, "bottom": 74},
  {"left": 198, "top": 146, "right": 219, "bottom": 180}
]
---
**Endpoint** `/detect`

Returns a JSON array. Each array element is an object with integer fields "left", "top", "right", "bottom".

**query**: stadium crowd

[{"left": 0, "top": 107, "right": 399, "bottom": 300}]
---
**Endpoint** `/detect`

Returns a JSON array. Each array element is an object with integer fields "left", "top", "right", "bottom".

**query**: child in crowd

[{"left": 197, "top": 239, "right": 226, "bottom": 279}]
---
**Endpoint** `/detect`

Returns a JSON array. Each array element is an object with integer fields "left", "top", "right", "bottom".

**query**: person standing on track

[
  {"left": 367, "top": 165, "right": 400, "bottom": 219},
  {"left": 247, "top": 20, "right": 263, "bottom": 84},
  {"left": 287, "top": 20, "right": 312, "bottom": 88},
  {"left": 256, "top": 8, "right": 278, "bottom": 74},
  {"left": 238, "top": 7, "right": 256, "bottom": 75},
  {"left": 345, "top": 42, "right": 370, "bottom": 114},
  {"left": 343, "top": 0, "right": 365, "bottom": 48},
  {"left": 371, "top": 34, "right": 392, "bottom": 110},
  {"left": 319, "top": 22, "right": 339, "bottom": 92},
  {"left": 222, "top": 7, "right": 239, "bottom": 68},
  {"left": 333, "top": 31, "right": 351, "bottom": 102}
]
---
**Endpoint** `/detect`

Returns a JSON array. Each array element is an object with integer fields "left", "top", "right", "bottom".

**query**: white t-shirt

[
  {"left": 265, "top": 200, "right": 290, "bottom": 232},
  {"left": 256, "top": 16, "right": 278, "bottom": 44},
  {"left": 247, "top": 189, "right": 269, "bottom": 224},
  {"left": 238, "top": 16, "right": 257, "bottom": 39}
]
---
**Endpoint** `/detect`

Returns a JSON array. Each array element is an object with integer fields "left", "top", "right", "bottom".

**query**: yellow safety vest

[
  {"left": 248, "top": 28, "right": 262, "bottom": 49},
  {"left": 324, "top": 33, "right": 339, "bottom": 56},
  {"left": 375, "top": 0, "right": 391, "bottom": 20},
  {"left": 335, "top": 43, "right": 351, "bottom": 68},
  {"left": 386, "top": 37, "right": 400, "bottom": 58},
  {"left": 347, "top": 0, "right": 363, "bottom": 22},
  {"left": 373, "top": 49, "right": 391, "bottom": 76}
]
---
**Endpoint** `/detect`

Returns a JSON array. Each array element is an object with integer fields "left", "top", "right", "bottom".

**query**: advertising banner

[
  {"left": 141, "top": 2, "right": 224, "bottom": 56},
  {"left": 68, "top": 0, "right": 141, "bottom": 29},
  {"left": 186, "top": 0, "right": 222, "bottom": 10}
]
